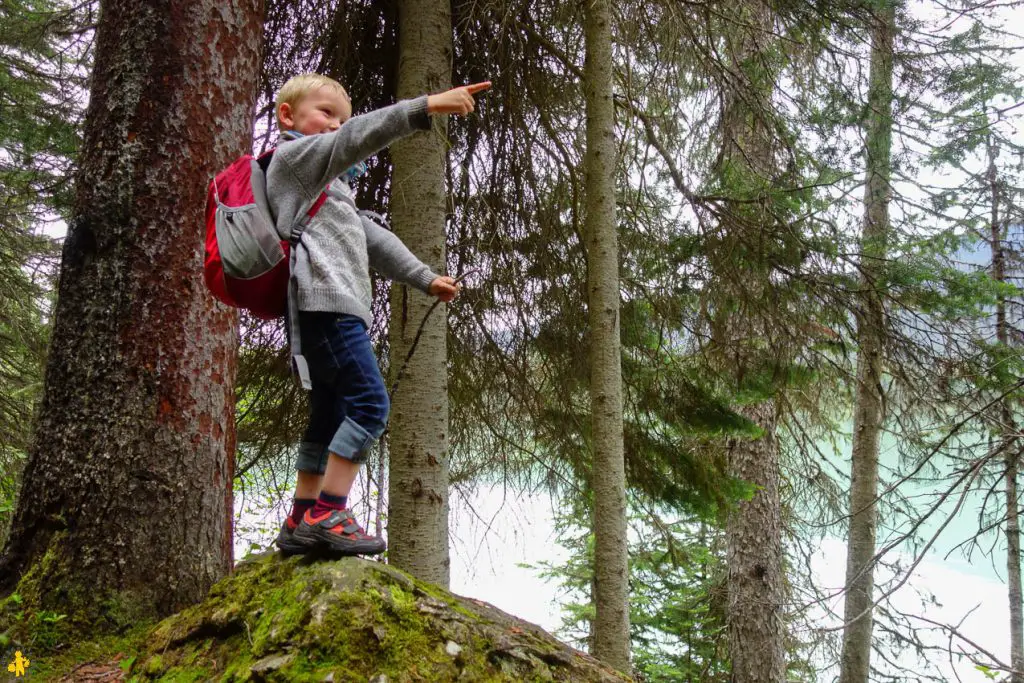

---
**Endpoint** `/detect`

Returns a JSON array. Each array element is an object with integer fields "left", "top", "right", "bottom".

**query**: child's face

[{"left": 279, "top": 86, "right": 352, "bottom": 136}]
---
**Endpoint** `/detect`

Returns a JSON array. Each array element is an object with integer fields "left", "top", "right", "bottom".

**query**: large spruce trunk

[
  {"left": 718, "top": 2, "right": 786, "bottom": 680},
  {"left": 582, "top": 0, "right": 630, "bottom": 672},
  {"left": 387, "top": 0, "right": 453, "bottom": 587},
  {"left": 838, "top": 5, "right": 895, "bottom": 682},
  {"left": 0, "top": 0, "right": 263, "bottom": 623}
]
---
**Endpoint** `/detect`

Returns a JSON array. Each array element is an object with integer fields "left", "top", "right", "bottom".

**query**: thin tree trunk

[
  {"left": 387, "top": 0, "right": 453, "bottom": 588},
  {"left": 717, "top": 2, "right": 786, "bottom": 680},
  {"left": 375, "top": 436, "right": 387, "bottom": 538},
  {"left": 839, "top": 5, "right": 895, "bottom": 683},
  {"left": 583, "top": 0, "right": 630, "bottom": 672},
  {"left": 726, "top": 403, "right": 785, "bottom": 683},
  {"left": 0, "top": 0, "right": 262, "bottom": 622},
  {"left": 1008, "top": 443, "right": 1023, "bottom": 683},
  {"left": 987, "top": 131, "right": 1024, "bottom": 683}
]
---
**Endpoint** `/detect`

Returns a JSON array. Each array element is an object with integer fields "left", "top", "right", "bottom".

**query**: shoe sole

[
  {"left": 275, "top": 522, "right": 315, "bottom": 556},
  {"left": 276, "top": 536, "right": 312, "bottom": 556}
]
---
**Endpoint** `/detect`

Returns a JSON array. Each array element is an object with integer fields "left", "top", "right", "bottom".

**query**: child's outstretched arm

[
  {"left": 361, "top": 214, "right": 462, "bottom": 302},
  {"left": 361, "top": 213, "right": 439, "bottom": 293},
  {"left": 272, "top": 82, "right": 491, "bottom": 204}
]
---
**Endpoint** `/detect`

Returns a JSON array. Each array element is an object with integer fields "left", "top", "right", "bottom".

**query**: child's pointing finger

[
  {"left": 426, "top": 83, "right": 490, "bottom": 115},
  {"left": 464, "top": 81, "right": 492, "bottom": 95}
]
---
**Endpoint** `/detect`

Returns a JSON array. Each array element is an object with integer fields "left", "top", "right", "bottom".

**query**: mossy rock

[{"left": 128, "top": 552, "right": 630, "bottom": 682}]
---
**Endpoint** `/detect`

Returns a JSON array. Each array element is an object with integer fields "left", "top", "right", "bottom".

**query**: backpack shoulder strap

[
  {"left": 254, "top": 147, "right": 324, "bottom": 245},
  {"left": 256, "top": 148, "right": 275, "bottom": 174},
  {"left": 290, "top": 189, "right": 329, "bottom": 246}
]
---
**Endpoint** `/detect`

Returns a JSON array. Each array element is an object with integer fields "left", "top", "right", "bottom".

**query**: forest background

[{"left": 0, "top": 0, "right": 1022, "bottom": 680}]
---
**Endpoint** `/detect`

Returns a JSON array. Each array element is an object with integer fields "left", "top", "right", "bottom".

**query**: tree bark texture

[
  {"left": 726, "top": 404, "right": 785, "bottom": 683},
  {"left": 838, "top": 5, "right": 895, "bottom": 683},
  {"left": 988, "top": 132, "right": 1024, "bottom": 683},
  {"left": 387, "top": 0, "right": 453, "bottom": 588},
  {"left": 583, "top": 0, "right": 630, "bottom": 673},
  {"left": 717, "top": 2, "right": 786, "bottom": 681},
  {"left": 0, "top": 0, "right": 263, "bottom": 621}
]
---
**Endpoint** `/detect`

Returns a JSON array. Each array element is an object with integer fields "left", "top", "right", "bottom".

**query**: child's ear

[{"left": 278, "top": 102, "right": 294, "bottom": 128}]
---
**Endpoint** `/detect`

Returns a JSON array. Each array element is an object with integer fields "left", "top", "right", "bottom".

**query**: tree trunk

[
  {"left": 0, "top": 0, "right": 263, "bottom": 623},
  {"left": 717, "top": 2, "right": 786, "bottom": 680},
  {"left": 387, "top": 0, "right": 453, "bottom": 588},
  {"left": 1007, "top": 443, "right": 1023, "bottom": 683},
  {"left": 726, "top": 403, "right": 785, "bottom": 683},
  {"left": 583, "top": 0, "right": 630, "bottom": 672},
  {"left": 838, "top": 5, "right": 895, "bottom": 683},
  {"left": 987, "top": 130, "right": 1024, "bottom": 683}
]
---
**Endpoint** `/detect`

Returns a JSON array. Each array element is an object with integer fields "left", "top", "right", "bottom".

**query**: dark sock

[
  {"left": 310, "top": 491, "right": 347, "bottom": 518},
  {"left": 289, "top": 498, "right": 316, "bottom": 526}
]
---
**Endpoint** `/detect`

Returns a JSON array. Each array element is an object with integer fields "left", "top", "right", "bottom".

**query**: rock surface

[{"left": 129, "top": 551, "right": 631, "bottom": 682}]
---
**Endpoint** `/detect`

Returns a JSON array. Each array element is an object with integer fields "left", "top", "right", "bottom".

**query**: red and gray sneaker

[
  {"left": 293, "top": 508, "right": 386, "bottom": 556},
  {"left": 275, "top": 518, "right": 311, "bottom": 556}
]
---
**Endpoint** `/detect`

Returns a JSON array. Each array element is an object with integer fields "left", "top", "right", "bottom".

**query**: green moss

[
  {"left": 132, "top": 556, "right": 455, "bottom": 680},
  {"left": 18, "top": 553, "right": 627, "bottom": 682},
  {"left": 143, "top": 654, "right": 165, "bottom": 676},
  {"left": 150, "top": 665, "right": 214, "bottom": 682},
  {"left": 102, "top": 590, "right": 155, "bottom": 632},
  {"left": 0, "top": 626, "right": 148, "bottom": 682},
  {"left": 1, "top": 533, "right": 161, "bottom": 657},
  {"left": 0, "top": 537, "right": 83, "bottom": 655}
]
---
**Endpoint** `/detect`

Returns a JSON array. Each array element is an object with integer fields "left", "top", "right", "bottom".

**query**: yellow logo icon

[{"left": 7, "top": 650, "right": 29, "bottom": 677}]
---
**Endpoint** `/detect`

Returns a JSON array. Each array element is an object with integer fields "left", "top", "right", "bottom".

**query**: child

[{"left": 268, "top": 73, "right": 489, "bottom": 555}]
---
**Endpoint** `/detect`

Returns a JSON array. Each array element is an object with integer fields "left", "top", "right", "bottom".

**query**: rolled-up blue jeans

[{"left": 294, "top": 312, "right": 389, "bottom": 473}]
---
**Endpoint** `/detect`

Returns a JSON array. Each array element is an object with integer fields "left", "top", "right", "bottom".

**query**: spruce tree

[
  {"left": 387, "top": 0, "right": 454, "bottom": 587},
  {"left": 582, "top": 0, "right": 630, "bottom": 670},
  {"left": 839, "top": 3, "right": 897, "bottom": 681},
  {"left": 0, "top": 0, "right": 264, "bottom": 625}
]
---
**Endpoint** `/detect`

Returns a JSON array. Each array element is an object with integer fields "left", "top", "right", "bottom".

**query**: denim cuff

[
  {"left": 296, "top": 441, "right": 329, "bottom": 474},
  {"left": 329, "top": 417, "right": 376, "bottom": 463}
]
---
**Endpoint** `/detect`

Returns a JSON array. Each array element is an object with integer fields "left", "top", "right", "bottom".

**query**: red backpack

[{"left": 203, "top": 151, "right": 327, "bottom": 319}]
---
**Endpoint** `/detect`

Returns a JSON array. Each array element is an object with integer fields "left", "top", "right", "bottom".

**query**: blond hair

[{"left": 275, "top": 73, "right": 350, "bottom": 128}]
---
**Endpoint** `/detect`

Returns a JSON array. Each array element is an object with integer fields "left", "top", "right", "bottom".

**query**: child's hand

[
  {"left": 427, "top": 82, "right": 491, "bottom": 115},
  {"left": 428, "top": 276, "right": 461, "bottom": 302}
]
